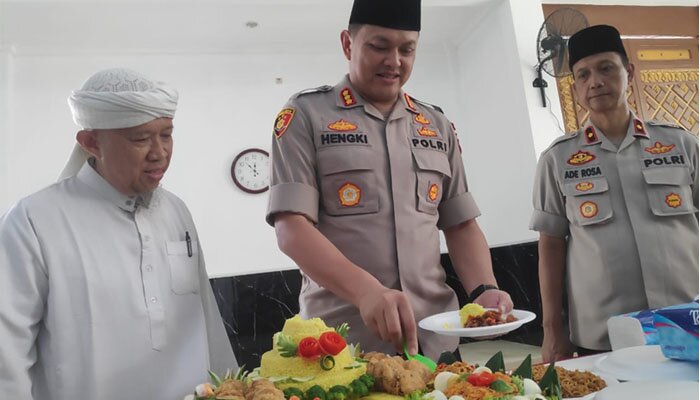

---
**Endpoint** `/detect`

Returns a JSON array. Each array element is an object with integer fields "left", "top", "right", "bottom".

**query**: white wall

[
  {"left": 0, "top": 0, "right": 564, "bottom": 277},
  {"left": 445, "top": 0, "right": 563, "bottom": 247},
  {"left": 1, "top": 46, "right": 462, "bottom": 277}
]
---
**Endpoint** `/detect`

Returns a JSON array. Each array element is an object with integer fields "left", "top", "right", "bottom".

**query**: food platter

[
  {"left": 563, "top": 372, "right": 618, "bottom": 400},
  {"left": 418, "top": 309, "right": 536, "bottom": 337},
  {"left": 593, "top": 345, "right": 699, "bottom": 382}
]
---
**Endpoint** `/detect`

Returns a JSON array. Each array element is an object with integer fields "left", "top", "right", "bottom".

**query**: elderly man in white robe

[{"left": 0, "top": 68, "right": 236, "bottom": 399}]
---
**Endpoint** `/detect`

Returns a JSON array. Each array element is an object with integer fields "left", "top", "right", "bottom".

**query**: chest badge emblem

[
  {"left": 575, "top": 182, "right": 594, "bottom": 192},
  {"left": 418, "top": 126, "right": 438, "bottom": 137},
  {"left": 415, "top": 113, "right": 431, "bottom": 125},
  {"left": 567, "top": 150, "right": 596, "bottom": 166},
  {"left": 340, "top": 87, "right": 357, "bottom": 106},
  {"left": 580, "top": 201, "right": 598, "bottom": 218},
  {"left": 665, "top": 193, "right": 682, "bottom": 208},
  {"left": 644, "top": 141, "right": 676, "bottom": 154},
  {"left": 338, "top": 183, "right": 361, "bottom": 207},
  {"left": 274, "top": 108, "right": 296, "bottom": 138},
  {"left": 327, "top": 119, "right": 358, "bottom": 132},
  {"left": 427, "top": 183, "right": 439, "bottom": 202}
]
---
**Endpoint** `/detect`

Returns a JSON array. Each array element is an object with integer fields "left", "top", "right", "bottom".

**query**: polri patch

[
  {"left": 328, "top": 119, "right": 358, "bottom": 132},
  {"left": 666, "top": 193, "right": 682, "bottom": 208},
  {"left": 644, "top": 141, "right": 675, "bottom": 155},
  {"left": 338, "top": 183, "right": 361, "bottom": 207},
  {"left": 568, "top": 150, "right": 596, "bottom": 166},
  {"left": 427, "top": 183, "right": 439, "bottom": 202},
  {"left": 580, "top": 201, "right": 598, "bottom": 218},
  {"left": 274, "top": 108, "right": 295, "bottom": 138}
]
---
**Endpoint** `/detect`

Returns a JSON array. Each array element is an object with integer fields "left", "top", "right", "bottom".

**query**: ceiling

[
  {"left": 0, "top": 0, "right": 498, "bottom": 55},
  {"left": 1, "top": 0, "right": 694, "bottom": 55}
]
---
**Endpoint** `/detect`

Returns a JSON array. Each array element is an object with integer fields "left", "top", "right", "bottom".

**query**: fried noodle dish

[{"left": 532, "top": 365, "right": 607, "bottom": 398}]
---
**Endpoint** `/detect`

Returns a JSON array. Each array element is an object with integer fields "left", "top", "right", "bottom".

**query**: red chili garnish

[
  {"left": 467, "top": 371, "right": 495, "bottom": 387},
  {"left": 297, "top": 337, "right": 322, "bottom": 358},
  {"left": 318, "top": 331, "right": 347, "bottom": 355}
]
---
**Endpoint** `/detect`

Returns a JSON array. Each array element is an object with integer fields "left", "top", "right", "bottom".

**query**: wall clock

[{"left": 230, "top": 148, "right": 270, "bottom": 194}]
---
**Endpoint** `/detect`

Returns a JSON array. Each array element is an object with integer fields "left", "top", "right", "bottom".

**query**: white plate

[
  {"left": 594, "top": 345, "right": 699, "bottom": 381},
  {"left": 418, "top": 309, "right": 536, "bottom": 337},
  {"left": 592, "top": 380, "right": 698, "bottom": 400}
]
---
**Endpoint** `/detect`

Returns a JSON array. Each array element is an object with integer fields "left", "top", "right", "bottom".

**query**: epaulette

[
  {"left": 542, "top": 130, "right": 581, "bottom": 153},
  {"left": 411, "top": 97, "right": 444, "bottom": 114},
  {"left": 292, "top": 85, "right": 333, "bottom": 99},
  {"left": 647, "top": 120, "right": 685, "bottom": 130}
]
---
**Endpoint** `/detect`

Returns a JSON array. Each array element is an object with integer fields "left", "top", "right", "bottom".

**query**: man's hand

[
  {"left": 541, "top": 327, "right": 575, "bottom": 362},
  {"left": 357, "top": 287, "right": 418, "bottom": 355},
  {"left": 473, "top": 289, "right": 513, "bottom": 314}
]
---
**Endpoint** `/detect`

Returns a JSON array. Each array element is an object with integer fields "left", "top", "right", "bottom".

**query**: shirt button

[
  {"left": 126, "top": 200, "right": 133, "bottom": 206},
  {"left": 150, "top": 297, "right": 158, "bottom": 303},
  {"left": 145, "top": 265, "right": 153, "bottom": 272},
  {"left": 143, "top": 235, "right": 150, "bottom": 242}
]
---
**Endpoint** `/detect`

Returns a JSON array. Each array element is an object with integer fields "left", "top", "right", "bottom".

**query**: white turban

[{"left": 58, "top": 68, "right": 178, "bottom": 181}]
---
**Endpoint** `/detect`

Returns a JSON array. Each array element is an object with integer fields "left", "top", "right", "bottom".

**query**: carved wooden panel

[{"left": 638, "top": 69, "right": 698, "bottom": 134}]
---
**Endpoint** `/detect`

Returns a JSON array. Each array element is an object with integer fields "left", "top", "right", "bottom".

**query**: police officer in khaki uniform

[
  {"left": 531, "top": 25, "right": 698, "bottom": 362},
  {"left": 266, "top": 0, "right": 513, "bottom": 360}
]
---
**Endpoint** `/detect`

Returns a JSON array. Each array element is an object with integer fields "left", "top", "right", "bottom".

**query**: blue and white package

[
  {"left": 653, "top": 301, "right": 699, "bottom": 361},
  {"left": 621, "top": 309, "right": 659, "bottom": 345}
]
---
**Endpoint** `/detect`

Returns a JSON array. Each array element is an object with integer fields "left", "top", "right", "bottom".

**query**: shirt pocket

[
  {"left": 561, "top": 177, "right": 613, "bottom": 226},
  {"left": 412, "top": 148, "right": 452, "bottom": 215},
  {"left": 642, "top": 167, "right": 696, "bottom": 216},
  {"left": 165, "top": 240, "right": 200, "bottom": 295},
  {"left": 317, "top": 147, "right": 379, "bottom": 216}
]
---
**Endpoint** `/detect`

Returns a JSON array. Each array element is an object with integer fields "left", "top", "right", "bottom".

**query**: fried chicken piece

[
  {"left": 364, "top": 354, "right": 427, "bottom": 395},
  {"left": 216, "top": 379, "right": 246, "bottom": 398},
  {"left": 402, "top": 359, "right": 431, "bottom": 382},
  {"left": 363, "top": 351, "right": 391, "bottom": 363},
  {"left": 245, "top": 379, "right": 284, "bottom": 400}
]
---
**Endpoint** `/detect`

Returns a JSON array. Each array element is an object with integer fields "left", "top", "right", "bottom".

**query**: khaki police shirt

[
  {"left": 530, "top": 114, "right": 699, "bottom": 350},
  {"left": 266, "top": 76, "right": 480, "bottom": 359}
]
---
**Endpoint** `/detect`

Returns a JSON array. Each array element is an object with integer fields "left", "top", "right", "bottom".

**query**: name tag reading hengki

[{"left": 320, "top": 132, "right": 369, "bottom": 146}]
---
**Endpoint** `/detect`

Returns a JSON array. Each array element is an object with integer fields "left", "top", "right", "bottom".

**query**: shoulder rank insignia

[
  {"left": 633, "top": 118, "right": 648, "bottom": 136},
  {"left": 418, "top": 126, "right": 438, "bottom": 137},
  {"left": 648, "top": 120, "right": 684, "bottom": 130},
  {"left": 340, "top": 87, "right": 357, "bottom": 106},
  {"left": 293, "top": 85, "right": 332, "bottom": 99},
  {"left": 580, "top": 201, "right": 598, "bottom": 218},
  {"left": 414, "top": 113, "right": 431, "bottom": 125},
  {"left": 338, "top": 183, "right": 361, "bottom": 207},
  {"left": 567, "top": 150, "right": 596, "bottom": 166},
  {"left": 274, "top": 108, "right": 295, "bottom": 138},
  {"left": 584, "top": 126, "right": 599, "bottom": 144},
  {"left": 328, "top": 119, "right": 358, "bottom": 132},
  {"left": 644, "top": 141, "right": 676, "bottom": 154},
  {"left": 665, "top": 193, "right": 682, "bottom": 208}
]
